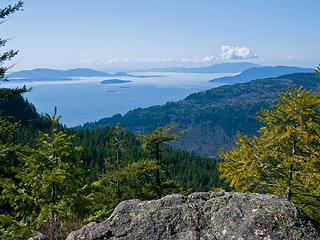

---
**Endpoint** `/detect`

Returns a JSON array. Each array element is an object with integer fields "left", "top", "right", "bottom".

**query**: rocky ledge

[{"left": 63, "top": 192, "right": 320, "bottom": 240}]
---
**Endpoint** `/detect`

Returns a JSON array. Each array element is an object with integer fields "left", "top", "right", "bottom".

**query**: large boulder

[{"left": 66, "top": 192, "right": 320, "bottom": 240}]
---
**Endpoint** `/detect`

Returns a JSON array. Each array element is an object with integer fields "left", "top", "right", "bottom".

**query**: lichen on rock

[{"left": 38, "top": 192, "right": 320, "bottom": 240}]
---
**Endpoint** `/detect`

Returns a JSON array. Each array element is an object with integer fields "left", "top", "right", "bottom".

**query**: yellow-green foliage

[{"left": 219, "top": 84, "right": 320, "bottom": 222}]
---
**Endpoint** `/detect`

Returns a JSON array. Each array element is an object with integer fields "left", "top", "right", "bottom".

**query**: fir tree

[
  {"left": 0, "top": 117, "right": 28, "bottom": 240},
  {"left": 137, "top": 123, "right": 187, "bottom": 198},
  {"left": 104, "top": 123, "right": 129, "bottom": 200},
  {"left": 92, "top": 123, "right": 158, "bottom": 221},
  {"left": 1, "top": 107, "right": 92, "bottom": 239}
]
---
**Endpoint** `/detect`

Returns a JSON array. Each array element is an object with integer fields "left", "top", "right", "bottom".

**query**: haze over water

[{"left": 2, "top": 72, "right": 235, "bottom": 127}]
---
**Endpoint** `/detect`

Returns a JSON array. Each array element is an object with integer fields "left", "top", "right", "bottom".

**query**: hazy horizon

[
  {"left": 1, "top": 0, "right": 319, "bottom": 72},
  {"left": 2, "top": 71, "right": 235, "bottom": 126}
]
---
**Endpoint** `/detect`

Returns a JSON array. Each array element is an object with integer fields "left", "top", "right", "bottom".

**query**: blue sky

[{"left": 1, "top": 0, "right": 320, "bottom": 71}]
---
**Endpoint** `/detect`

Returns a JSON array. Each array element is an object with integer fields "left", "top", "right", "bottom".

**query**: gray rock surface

[
  {"left": 65, "top": 192, "right": 320, "bottom": 240},
  {"left": 28, "top": 234, "right": 46, "bottom": 240}
]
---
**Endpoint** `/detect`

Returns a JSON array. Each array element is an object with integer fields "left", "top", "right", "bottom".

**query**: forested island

[{"left": 100, "top": 79, "right": 132, "bottom": 84}]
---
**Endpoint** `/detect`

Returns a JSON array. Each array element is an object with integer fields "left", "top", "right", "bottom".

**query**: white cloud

[
  {"left": 287, "top": 56, "right": 295, "bottom": 60},
  {"left": 220, "top": 45, "right": 257, "bottom": 60},
  {"left": 80, "top": 55, "right": 216, "bottom": 66},
  {"left": 178, "top": 56, "right": 215, "bottom": 63},
  {"left": 81, "top": 58, "right": 120, "bottom": 65},
  {"left": 202, "top": 56, "right": 214, "bottom": 62},
  {"left": 141, "top": 58, "right": 179, "bottom": 63}
]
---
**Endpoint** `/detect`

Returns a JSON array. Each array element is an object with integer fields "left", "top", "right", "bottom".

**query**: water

[{"left": 2, "top": 72, "right": 235, "bottom": 127}]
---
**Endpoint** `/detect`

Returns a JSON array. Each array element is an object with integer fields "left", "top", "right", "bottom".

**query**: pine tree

[
  {"left": 218, "top": 84, "right": 320, "bottom": 222},
  {"left": 137, "top": 123, "right": 187, "bottom": 198}
]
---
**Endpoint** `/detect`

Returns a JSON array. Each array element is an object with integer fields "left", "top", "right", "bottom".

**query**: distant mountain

[
  {"left": 8, "top": 68, "right": 113, "bottom": 79},
  {"left": 101, "top": 79, "right": 132, "bottom": 84},
  {"left": 80, "top": 72, "right": 319, "bottom": 157},
  {"left": 8, "top": 68, "right": 159, "bottom": 80},
  {"left": 111, "top": 72, "right": 163, "bottom": 78},
  {"left": 111, "top": 72, "right": 131, "bottom": 77},
  {"left": 210, "top": 66, "right": 314, "bottom": 84},
  {"left": 136, "top": 62, "right": 261, "bottom": 73}
]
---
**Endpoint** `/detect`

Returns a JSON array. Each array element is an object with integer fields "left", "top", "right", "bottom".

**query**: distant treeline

[{"left": 79, "top": 73, "right": 320, "bottom": 156}]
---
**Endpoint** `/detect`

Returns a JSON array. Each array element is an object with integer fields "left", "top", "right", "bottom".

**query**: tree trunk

[
  {"left": 287, "top": 134, "right": 296, "bottom": 202},
  {"left": 51, "top": 183, "right": 55, "bottom": 219},
  {"left": 116, "top": 147, "right": 121, "bottom": 199},
  {"left": 156, "top": 143, "right": 161, "bottom": 198},
  {"left": 287, "top": 164, "right": 293, "bottom": 201}
]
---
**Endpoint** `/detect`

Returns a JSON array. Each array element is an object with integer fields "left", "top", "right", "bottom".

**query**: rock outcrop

[{"left": 65, "top": 192, "right": 320, "bottom": 240}]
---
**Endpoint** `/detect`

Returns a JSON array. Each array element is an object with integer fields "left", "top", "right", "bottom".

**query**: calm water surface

[{"left": 3, "top": 72, "right": 235, "bottom": 127}]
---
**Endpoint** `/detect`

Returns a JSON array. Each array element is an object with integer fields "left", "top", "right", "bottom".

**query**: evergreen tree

[
  {"left": 92, "top": 123, "right": 158, "bottom": 221},
  {"left": 0, "top": 117, "right": 22, "bottom": 196},
  {"left": 137, "top": 123, "right": 187, "bottom": 198},
  {"left": 1, "top": 107, "right": 92, "bottom": 239},
  {"left": 104, "top": 123, "right": 129, "bottom": 200},
  {"left": 316, "top": 64, "right": 320, "bottom": 77},
  {"left": 0, "top": 1, "right": 27, "bottom": 98},
  {"left": 92, "top": 159, "right": 158, "bottom": 222},
  {"left": 0, "top": 117, "right": 28, "bottom": 240},
  {"left": 219, "top": 84, "right": 320, "bottom": 222},
  {"left": 0, "top": 6, "right": 35, "bottom": 230}
]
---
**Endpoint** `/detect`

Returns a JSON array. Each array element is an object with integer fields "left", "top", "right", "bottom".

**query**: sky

[{"left": 1, "top": 0, "right": 320, "bottom": 71}]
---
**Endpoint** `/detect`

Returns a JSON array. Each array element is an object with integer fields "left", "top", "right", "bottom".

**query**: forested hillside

[
  {"left": 70, "top": 127, "right": 224, "bottom": 192},
  {"left": 210, "top": 66, "right": 313, "bottom": 84},
  {"left": 0, "top": 95, "right": 38, "bottom": 121},
  {"left": 0, "top": 93, "right": 227, "bottom": 239},
  {"left": 0, "top": 93, "right": 223, "bottom": 191},
  {"left": 81, "top": 73, "right": 319, "bottom": 156}
]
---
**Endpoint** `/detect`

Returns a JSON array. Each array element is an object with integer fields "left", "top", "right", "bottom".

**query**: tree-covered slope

[
  {"left": 81, "top": 73, "right": 319, "bottom": 156},
  {"left": 71, "top": 127, "right": 225, "bottom": 192},
  {"left": 0, "top": 93, "right": 39, "bottom": 122},
  {"left": 0, "top": 93, "right": 223, "bottom": 192},
  {"left": 210, "top": 66, "right": 313, "bottom": 84},
  {"left": 0, "top": 92, "right": 51, "bottom": 145}
]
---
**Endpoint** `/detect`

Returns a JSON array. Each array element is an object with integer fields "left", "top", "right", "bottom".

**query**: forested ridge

[
  {"left": 0, "top": 94, "right": 224, "bottom": 191},
  {"left": 81, "top": 72, "right": 319, "bottom": 156},
  {"left": 71, "top": 127, "right": 224, "bottom": 192},
  {"left": 0, "top": 93, "right": 226, "bottom": 239}
]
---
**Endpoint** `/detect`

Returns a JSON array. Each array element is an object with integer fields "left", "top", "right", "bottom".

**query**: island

[{"left": 100, "top": 79, "right": 132, "bottom": 84}]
